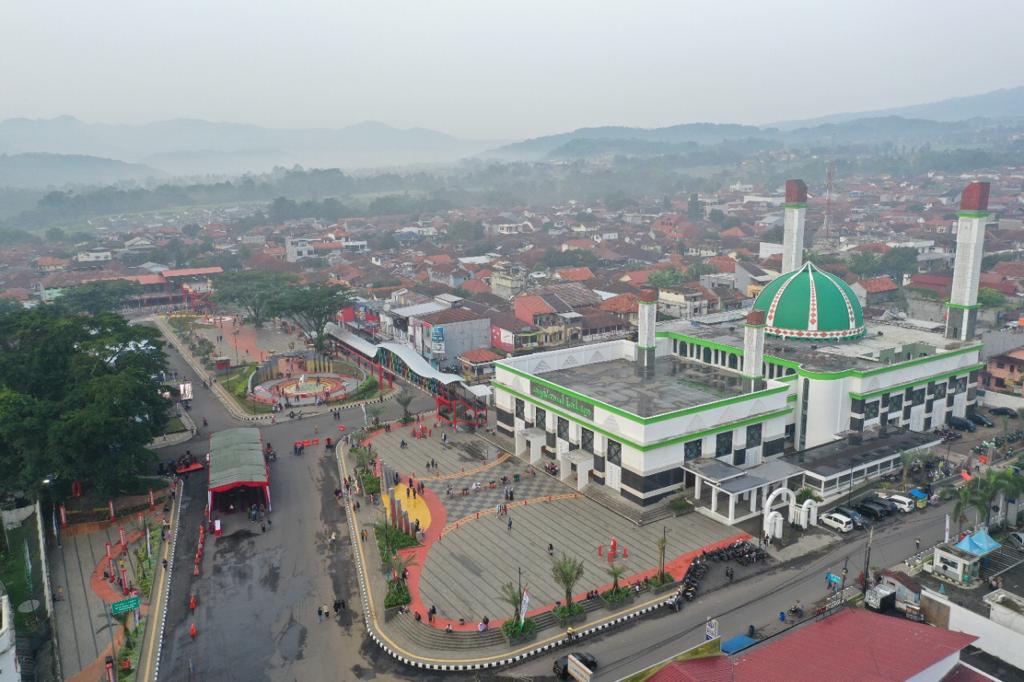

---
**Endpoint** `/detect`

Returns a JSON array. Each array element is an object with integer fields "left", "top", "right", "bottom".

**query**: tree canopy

[
  {"left": 214, "top": 270, "right": 298, "bottom": 327},
  {"left": 648, "top": 267, "right": 687, "bottom": 289},
  {"left": 978, "top": 287, "right": 1007, "bottom": 308},
  {"left": 272, "top": 283, "right": 354, "bottom": 351},
  {"left": 59, "top": 279, "right": 141, "bottom": 315},
  {"left": 0, "top": 308, "right": 170, "bottom": 498}
]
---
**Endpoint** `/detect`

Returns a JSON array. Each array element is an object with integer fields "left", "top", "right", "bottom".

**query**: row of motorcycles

[
  {"left": 971, "top": 430, "right": 1024, "bottom": 454},
  {"left": 707, "top": 539, "right": 768, "bottom": 566},
  {"left": 932, "top": 427, "right": 962, "bottom": 443},
  {"left": 671, "top": 541, "right": 770, "bottom": 611}
]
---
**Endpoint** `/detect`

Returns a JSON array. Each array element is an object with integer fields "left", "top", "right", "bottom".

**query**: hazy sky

[{"left": 3, "top": 0, "right": 1023, "bottom": 140}]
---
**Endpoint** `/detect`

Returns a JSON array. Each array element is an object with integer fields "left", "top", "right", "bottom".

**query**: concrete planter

[
  {"left": 601, "top": 591, "right": 634, "bottom": 611},
  {"left": 653, "top": 580, "right": 679, "bottom": 595},
  {"left": 555, "top": 609, "right": 587, "bottom": 628}
]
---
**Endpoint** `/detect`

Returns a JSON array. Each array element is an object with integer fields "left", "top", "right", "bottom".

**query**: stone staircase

[
  {"left": 15, "top": 635, "right": 36, "bottom": 681},
  {"left": 386, "top": 590, "right": 642, "bottom": 655}
]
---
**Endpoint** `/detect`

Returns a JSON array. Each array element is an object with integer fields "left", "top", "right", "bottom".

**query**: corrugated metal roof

[{"left": 208, "top": 428, "right": 266, "bottom": 492}]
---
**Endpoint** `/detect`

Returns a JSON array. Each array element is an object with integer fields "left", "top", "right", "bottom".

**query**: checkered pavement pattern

[{"left": 424, "top": 461, "right": 565, "bottom": 522}]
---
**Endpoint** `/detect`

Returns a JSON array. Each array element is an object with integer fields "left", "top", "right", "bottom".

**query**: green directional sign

[{"left": 111, "top": 595, "right": 140, "bottom": 616}]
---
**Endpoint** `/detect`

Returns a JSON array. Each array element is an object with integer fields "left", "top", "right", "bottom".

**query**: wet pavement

[{"left": 153, "top": 332, "right": 451, "bottom": 681}]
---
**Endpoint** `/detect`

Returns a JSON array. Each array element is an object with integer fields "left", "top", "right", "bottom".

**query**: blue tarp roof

[
  {"left": 954, "top": 528, "right": 1001, "bottom": 557},
  {"left": 721, "top": 635, "right": 757, "bottom": 654},
  {"left": 908, "top": 489, "right": 927, "bottom": 499}
]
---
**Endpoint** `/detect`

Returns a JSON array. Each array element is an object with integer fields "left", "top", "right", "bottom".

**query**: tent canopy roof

[{"left": 208, "top": 428, "right": 267, "bottom": 492}]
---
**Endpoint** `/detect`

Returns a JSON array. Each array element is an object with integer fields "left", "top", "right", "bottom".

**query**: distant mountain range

[
  {"left": 0, "top": 153, "right": 161, "bottom": 189},
  {"left": 770, "top": 86, "right": 1024, "bottom": 129},
  {"left": 1, "top": 85, "right": 1022, "bottom": 187},
  {"left": 0, "top": 116, "right": 499, "bottom": 178},
  {"left": 485, "top": 86, "right": 1024, "bottom": 161}
]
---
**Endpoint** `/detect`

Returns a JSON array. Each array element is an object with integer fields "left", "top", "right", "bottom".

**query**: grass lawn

[
  {"left": 219, "top": 363, "right": 273, "bottom": 414},
  {"left": 0, "top": 514, "right": 45, "bottom": 631},
  {"left": 164, "top": 416, "right": 186, "bottom": 434}
]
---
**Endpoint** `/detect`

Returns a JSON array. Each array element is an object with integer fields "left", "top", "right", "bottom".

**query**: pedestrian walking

[
  {"left": 548, "top": 543, "right": 554, "bottom": 556},
  {"left": 322, "top": 603, "right": 331, "bottom": 620},
  {"left": 915, "top": 537, "right": 921, "bottom": 552},
  {"left": 261, "top": 522, "right": 266, "bottom": 533},
  {"left": 507, "top": 517, "right": 512, "bottom": 533},
  {"left": 317, "top": 606, "right": 324, "bottom": 623}
]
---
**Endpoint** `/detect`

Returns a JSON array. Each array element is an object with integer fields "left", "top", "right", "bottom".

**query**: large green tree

[
  {"left": 648, "top": 267, "right": 686, "bottom": 289},
  {"left": 59, "top": 279, "right": 142, "bottom": 315},
  {"left": 273, "top": 283, "right": 354, "bottom": 352},
  {"left": 0, "top": 308, "right": 170, "bottom": 497},
  {"left": 214, "top": 270, "right": 298, "bottom": 327}
]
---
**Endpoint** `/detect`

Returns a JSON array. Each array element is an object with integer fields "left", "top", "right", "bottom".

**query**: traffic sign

[
  {"left": 705, "top": 618, "right": 719, "bottom": 641},
  {"left": 111, "top": 595, "right": 140, "bottom": 616}
]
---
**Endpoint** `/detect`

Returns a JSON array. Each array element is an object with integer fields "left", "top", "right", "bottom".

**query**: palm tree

[
  {"left": 656, "top": 533, "right": 668, "bottom": 582},
  {"left": 366, "top": 404, "right": 384, "bottom": 426},
  {"left": 953, "top": 485, "right": 978, "bottom": 532},
  {"left": 498, "top": 581, "right": 523, "bottom": 627},
  {"left": 974, "top": 469, "right": 1023, "bottom": 526},
  {"left": 387, "top": 552, "right": 417, "bottom": 583},
  {"left": 395, "top": 389, "right": 415, "bottom": 423},
  {"left": 900, "top": 450, "right": 920, "bottom": 490},
  {"left": 607, "top": 562, "right": 627, "bottom": 593},
  {"left": 551, "top": 554, "right": 585, "bottom": 609}
]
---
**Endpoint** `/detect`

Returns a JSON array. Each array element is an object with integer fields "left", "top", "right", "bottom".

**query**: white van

[
  {"left": 820, "top": 512, "right": 854, "bottom": 533},
  {"left": 887, "top": 495, "right": 915, "bottom": 513}
]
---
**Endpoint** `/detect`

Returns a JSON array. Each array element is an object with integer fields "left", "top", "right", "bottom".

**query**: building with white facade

[{"left": 491, "top": 180, "right": 988, "bottom": 522}]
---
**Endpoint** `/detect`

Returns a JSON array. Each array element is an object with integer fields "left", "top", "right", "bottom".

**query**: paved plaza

[{"left": 365, "top": 427, "right": 743, "bottom": 629}]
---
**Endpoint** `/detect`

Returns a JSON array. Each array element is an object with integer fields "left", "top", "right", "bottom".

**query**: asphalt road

[
  {"left": 507, "top": 496, "right": 958, "bottom": 681},
  {"left": 153, "top": 341, "right": 460, "bottom": 682}
]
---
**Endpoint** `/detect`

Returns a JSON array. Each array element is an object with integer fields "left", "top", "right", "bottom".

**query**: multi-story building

[
  {"left": 409, "top": 307, "right": 491, "bottom": 371},
  {"left": 492, "top": 180, "right": 986, "bottom": 522}
]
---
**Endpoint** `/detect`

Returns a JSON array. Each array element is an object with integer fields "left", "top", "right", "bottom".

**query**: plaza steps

[
  {"left": 15, "top": 635, "right": 36, "bottom": 681},
  {"left": 388, "top": 612, "right": 505, "bottom": 650},
  {"left": 980, "top": 545, "right": 1024, "bottom": 579},
  {"left": 386, "top": 593, "right": 638, "bottom": 654},
  {"left": 579, "top": 482, "right": 676, "bottom": 526}
]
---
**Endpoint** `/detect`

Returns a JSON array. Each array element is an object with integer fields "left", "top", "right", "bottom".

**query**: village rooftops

[{"left": 533, "top": 354, "right": 768, "bottom": 418}]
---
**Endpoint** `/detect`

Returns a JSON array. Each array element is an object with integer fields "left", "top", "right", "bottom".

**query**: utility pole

[{"left": 862, "top": 526, "right": 874, "bottom": 595}]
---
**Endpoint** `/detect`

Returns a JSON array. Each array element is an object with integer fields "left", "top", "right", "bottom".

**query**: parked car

[
  {"left": 834, "top": 505, "right": 867, "bottom": 529},
  {"left": 947, "top": 415, "right": 976, "bottom": 432},
  {"left": 855, "top": 503, "right": 885, "bottom": 520},
  {"left": 882, "top": 494, "right": 916, "bottom": 513},
  {"left": 969, "top": 412, "right": 994, "bottom": 428},
  {"left": 554, "top": 652, "right": 597, "bottom": 680},
  {"left": 859, "top": 499, "right": 892, "bottom": 517},
  {"left": 865, "top": 496, "right": 899, "bottom": 514},
  {"left": 989, "top": 407, "right": 1019, "bottom": 418},
  {"left": 820, "top": 512, "right": 854, "bottom": 533},
  {"left": 1008, "top": 532, "right": 1024, "bottom": 549}
]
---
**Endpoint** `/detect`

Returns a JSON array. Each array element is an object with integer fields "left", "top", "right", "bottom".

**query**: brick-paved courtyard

[{"left": 366, "top": 425, "right": 741, "bottom": 626}]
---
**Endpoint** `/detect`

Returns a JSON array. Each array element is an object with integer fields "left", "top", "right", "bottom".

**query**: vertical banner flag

[
  {"left": 519, "top": 587, "right": 530, "bottom": 624},
  {"left": 108, "top": 499, "right": 115, "bottom": 520}
]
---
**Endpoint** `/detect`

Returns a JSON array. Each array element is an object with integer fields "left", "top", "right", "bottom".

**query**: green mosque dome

[{"left": 751, "top": 262, "right": 866, "bottom": 341}]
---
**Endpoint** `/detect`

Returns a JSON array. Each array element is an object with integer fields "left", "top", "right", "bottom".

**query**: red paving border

[{"left": 364, "top": 428, "right": 754, "bottom": 632}]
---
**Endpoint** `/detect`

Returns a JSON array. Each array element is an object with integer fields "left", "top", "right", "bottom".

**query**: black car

[
  {"left": 554, "top": 652, "right": 597, "bottom": 680},
  {"left": 855, "top": 503, "right": 885, "bottom": 520},
  {"left": 859, "top": 499, "right": 891, "bottom": 517},
  {"left": 969, "top": 412, "right": 995, "bottom": 428},
  {"left": 989, "top": 407, "right": 1019, "bottom": 418},
  {"left": 864, "top": 496, "right": 899, "bottom": 514},
  {"left": 947, "top": 415, "right": 976, "bottom": 432},
  {"left": 834, "top": 505, "right": 867, "bottom": 528}
]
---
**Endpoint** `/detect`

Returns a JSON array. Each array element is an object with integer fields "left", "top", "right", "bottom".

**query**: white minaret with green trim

[
  {"left": 637, "top": 289, "right": 657, "bottom": 372},
  {"left": 782, "top": 179, "right": 807, "bottom": 274},
  {"left": 743, "top": 310, "right": 766, "bottom": 378},
  {"left": 945, "top": 182, "right": 990, "bottom": 341}
]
